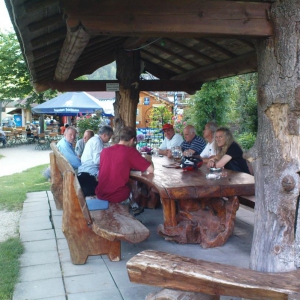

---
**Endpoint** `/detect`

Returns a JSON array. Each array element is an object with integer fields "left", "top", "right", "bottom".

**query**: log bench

[
  {"left": 238, "top": 195, "right": 256, "bottom": 209},
  {"left": 127, "top": 250, "right": 300, "bottom": 300},
  {"left": 49, "top": 142, "right": 150, "bottom": 264}
]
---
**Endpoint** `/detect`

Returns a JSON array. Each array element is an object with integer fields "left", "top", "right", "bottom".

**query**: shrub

[
  {"left": 76, "top": 114, "right": 103, "bottom": 138},
  {"left": 236, "top": 132, "right": 256, "bottom": 150}
]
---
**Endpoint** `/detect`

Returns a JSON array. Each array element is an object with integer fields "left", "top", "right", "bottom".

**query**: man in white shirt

[
  {"left": 199, "top": 121, "right": 218, "bottom": 163},
  {"left": 158, "top": 123, "right": 183, "bottom": 158},
  {"left": 77, "top": 125, "right": 113, "bottom": 196}
]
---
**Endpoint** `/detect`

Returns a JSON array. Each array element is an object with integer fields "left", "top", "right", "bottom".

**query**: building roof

[{"left": 5, "top": 0, "right": 274, "bottom": 93}]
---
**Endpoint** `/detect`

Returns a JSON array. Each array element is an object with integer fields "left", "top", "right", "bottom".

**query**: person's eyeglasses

[{"left": 215, "top": 135, "right": 224, "bottom": 139}]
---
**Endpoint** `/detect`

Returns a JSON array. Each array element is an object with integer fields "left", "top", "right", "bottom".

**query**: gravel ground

[
  {"left": 0, "top": 210, "right": 22, "bottom": 242},
  {"left": 0, "top": 144, "right": 50, "bottom": 243}
]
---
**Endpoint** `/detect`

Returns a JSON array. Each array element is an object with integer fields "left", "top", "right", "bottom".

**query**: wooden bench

[
  {"left": 238, "top": 194, "right": 255, "bottom": 209},
  {"left": 127, "top": 250, "right": 300, "bottom": 300},
  {"left": 49, "top": 142, "right": 150, "bottom": 264}
]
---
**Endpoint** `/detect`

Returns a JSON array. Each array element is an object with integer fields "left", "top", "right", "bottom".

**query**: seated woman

[{"left": 207, "top": 127, "right": 250, "bottom": 174}]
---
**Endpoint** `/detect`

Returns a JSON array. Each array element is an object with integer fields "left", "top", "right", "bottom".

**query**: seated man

[
  {"left": 56, "top": 126, "right": 81, "bottom": 170},
  {"left": 78, "top": 125, "right": 113, "bottom": 197},
  {"left": 95, "top": 126, "right": 154, "bottom": 213},
  {"left": 75, "top": 129, "right": 94, "bottom": 158},
  {"left": 199, "top": 121, "right": 218, "bottom": 163},
  {"left": 158, "top": 123, "right": 183, "bottom": 158},
  {"left": 181, "top": 125, "right": 206, "bottom": 156},
  {"left": 0, "top": 129, "right": 6, "bottom": 146}
]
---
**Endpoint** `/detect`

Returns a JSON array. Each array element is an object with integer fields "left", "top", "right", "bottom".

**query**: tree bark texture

[
  {"left": 250, "top": 0, "right": 300, "bottom": 272},
  {"left": 113, "top": 49, "right": 141, "bottom": 142}
]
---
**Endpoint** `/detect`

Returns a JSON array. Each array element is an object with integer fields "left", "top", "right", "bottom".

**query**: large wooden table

[{"left": 130, "top": 156, "right": 255, "bottom": 248}]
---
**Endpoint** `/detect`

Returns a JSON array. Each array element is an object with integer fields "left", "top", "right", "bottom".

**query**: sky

[{"left": 0, "top": 1, "right": 13, "bottom": 31}]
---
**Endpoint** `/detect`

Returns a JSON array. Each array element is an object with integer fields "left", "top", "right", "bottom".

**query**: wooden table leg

[
  {"left": 158, "top": 196, "right": 240, "bottom": 247},
  {"left": 161, "top": 197, "right": 177, "bottom": 227}
]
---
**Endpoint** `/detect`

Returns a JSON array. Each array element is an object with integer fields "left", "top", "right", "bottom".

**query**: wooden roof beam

[
  {"left": 141, "top": 49, "right": 187, "bottom": 73},
  {"left": 194, "top": 38, "right": 237, "bottom": 59},
  {"left": 48, "top": 80, "right": 200, "bottom": 92},
  {"left": 31, "top": 28, "right": 66, "bottom": 48},
  {"left": 171, "top": 51, "right": 257, "bottom": 83},
  {"left": 150, "top": 44, "right": 202, "bottom": 69},
  {"left": 62, "top": 0, "right": 272, "bottom": 37},
  {"left": 28, "top": 14, "right": 64, "bottom": 33},
  {"left": 142, "top": 59, "right": 175, "bottom": 80},
  {"left": 164, "top": 38, "right": 217, "bottom": 64},
  {"left": 54, "top": 22, "right": 90, "bottom": 82}
]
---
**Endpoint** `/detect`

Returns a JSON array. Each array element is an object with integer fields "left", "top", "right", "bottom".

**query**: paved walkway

[
  {"left": 13, "top": 191, "right": 255, "bottom": 300},
  {"left": 0, "top": 144, "right": 255, "bottom": 299},
  {"left": 0, "top": 144, "right": 51, "bottom": 177}
]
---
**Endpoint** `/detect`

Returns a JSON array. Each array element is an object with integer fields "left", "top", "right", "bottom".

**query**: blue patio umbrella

[{"left": 32, "top": 92, "right": 113, "bottom": 117}]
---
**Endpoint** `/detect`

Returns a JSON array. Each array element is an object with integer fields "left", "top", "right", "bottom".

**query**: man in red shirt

[{"left": 95, "top": 127, "right": 154, "bottom": 212}]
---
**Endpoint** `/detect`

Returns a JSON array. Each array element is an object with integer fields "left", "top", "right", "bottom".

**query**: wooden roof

[{"left": 5, "top": 0, "right": 274, "bottom": 94}]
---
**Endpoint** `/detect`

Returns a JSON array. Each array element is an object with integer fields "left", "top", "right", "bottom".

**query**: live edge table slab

[{"left": 130, "top": 156, "right": 255, "bottom": 248}]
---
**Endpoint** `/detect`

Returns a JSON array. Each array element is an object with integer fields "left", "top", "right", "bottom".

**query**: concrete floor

[{"left": 13, "top": 191, "right": 254, "bottom": 300}]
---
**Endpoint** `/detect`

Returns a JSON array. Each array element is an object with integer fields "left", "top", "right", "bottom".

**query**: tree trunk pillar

[
  {"left": 113, "top": 49, "right": 141, "bottom": 142},
  {"left": 250, "top": 0, "right": 300, "bottom": 272}
]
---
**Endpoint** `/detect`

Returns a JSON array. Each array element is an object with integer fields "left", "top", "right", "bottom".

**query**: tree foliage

[
  {"left": 0, "top": 31, "right": 58, "bottom": 107},
  {"left": 0, "top": 32, "right": 31, "bottom": 100},
  {"left": 185, "top": 77, "right": 236, "bottom": 134},
  {"left": 148, "top": 106, "right": 173, "bottom": 128},
  {"left": 183, "top": 73, "right": 258, "bottom": 150}
]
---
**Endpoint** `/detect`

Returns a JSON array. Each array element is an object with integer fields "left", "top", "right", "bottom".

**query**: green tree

[
  {"left": 186, "top": 77, "right": 236, "bottom": 134},
  {"left": 0, "top": 31, "right": 58, "bottom": 107},
  {"left": 148, "top": 106, "right": 172, "bottom": 129}
]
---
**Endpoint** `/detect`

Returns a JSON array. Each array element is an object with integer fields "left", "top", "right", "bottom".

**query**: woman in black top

[{"left": 207, "top": 127, "right": 250, "bottom": 174}]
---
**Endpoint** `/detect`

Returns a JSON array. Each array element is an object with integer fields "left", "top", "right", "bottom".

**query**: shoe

[{"left": 131, "top": 206, "right": 144, "bottom": 216}]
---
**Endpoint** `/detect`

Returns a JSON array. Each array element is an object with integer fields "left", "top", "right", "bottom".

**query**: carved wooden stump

[
  {"left": 158, "top": 197, "right": 239, "bottom": 247},
  {"left": 146, "top": 288, "right": 220, "bottom": 300},
  {"left": 130, "top": 179, "right": 160, "bottom": 209}
]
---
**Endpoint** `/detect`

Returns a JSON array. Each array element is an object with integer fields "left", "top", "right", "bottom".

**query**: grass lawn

[
  {"left": 0, "top": 164, "right": 50, "bottom": 211},
  {"left": 0, "top": 164, "right": 50, "bottom": 300}
]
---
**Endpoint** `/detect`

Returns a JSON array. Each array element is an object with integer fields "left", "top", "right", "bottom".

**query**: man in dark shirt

[{"left": 181, "top": 125, "right": 206, "bottom": 156}]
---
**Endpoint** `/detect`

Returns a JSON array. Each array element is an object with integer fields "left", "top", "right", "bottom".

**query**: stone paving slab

[
  {"left": 19, "top": 220, "right": 52, "bottom": 233},
  {"left": 13, "top": 278, "right": 65, "bottom": 300},
  {"left": 18, "top": 263, "right": 62, "bottom": 282},
  {"left": 68, "top": 290, "right": 123, "bottom": 300},
  {"left": 20, "top": 229, "right": 55, "bottom": 242},
  {"left": 19, "top": 250, "right": 60, "bottom": 267},
  {"left": 23, "top": 239, "right": 57, "bottom": 253},
  {"left": 15, "top": 191, "right": 255, "bottom": 300},
  {"left": 64, "top": 272, "right": 117, "bottom": 294}
]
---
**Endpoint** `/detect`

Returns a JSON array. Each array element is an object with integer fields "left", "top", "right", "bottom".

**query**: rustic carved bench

[
  {"left": 49, "top": 142, "right": 150, "bottom": 264},
  {"left": 127, "top": 250, "right": 300, "bottom": 300}
]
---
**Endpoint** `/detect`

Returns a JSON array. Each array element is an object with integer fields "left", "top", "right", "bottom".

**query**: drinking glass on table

[{"left": 172, "top": 146, "right": 182, "bottom": 162}]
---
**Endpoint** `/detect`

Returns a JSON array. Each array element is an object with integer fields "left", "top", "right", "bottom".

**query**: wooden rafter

[
  {"left": 141, "top": 49, "right": 187, "bottom": 73},
  {"left": 48, "top": 80, "right": 200, "bottom": 92},
  {"left": 165, "top": 38, "right": 217, "bottom": 64},
  {"left": 194, "top": 38, "right": 237, "bottom": 58},
  {"left": 28, "top": 14, "right": 64, "bottom": 33},
  {"left": 61, "top": 0, "right": 272, "bottom": 37},
  {"left": 172, "top": 51, "right": 257, "bottom": 82},
  {"left": 54, "top": 26, "right": 90, "bottom": 82},
  {"left": 150, "top": 43, "right": 202, "bottom": 69},
  {"left": 31, "top": 28, "right": 66, "bottom": 48}
]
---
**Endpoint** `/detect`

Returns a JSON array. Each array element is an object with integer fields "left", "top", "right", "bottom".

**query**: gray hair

[
  {"left": 206, "top": 121, "right": 218, "bottom": 133},
  {"left": 98, "top": 125, "right": 113, "bottom": 136}
]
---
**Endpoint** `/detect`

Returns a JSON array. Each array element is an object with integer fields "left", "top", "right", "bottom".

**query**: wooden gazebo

[{"left": 6, "top": 0, "right": 300, "bottom": 278}]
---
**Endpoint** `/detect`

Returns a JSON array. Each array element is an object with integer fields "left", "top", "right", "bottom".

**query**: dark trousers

[{"left": 77, "top": 172, "right": 98, "bottom": 197}]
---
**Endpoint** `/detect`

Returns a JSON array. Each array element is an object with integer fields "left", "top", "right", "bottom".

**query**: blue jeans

[{"left": 0, "top": 136, "right": 6, "bottom": 145}]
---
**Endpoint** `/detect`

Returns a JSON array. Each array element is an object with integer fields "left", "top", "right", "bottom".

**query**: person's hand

[
  {"left": 207, "top": 158, "right": 216, "bottom": 168},
  {"left": 166, "top": 149, "right": 173, "bottom": 158}
]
